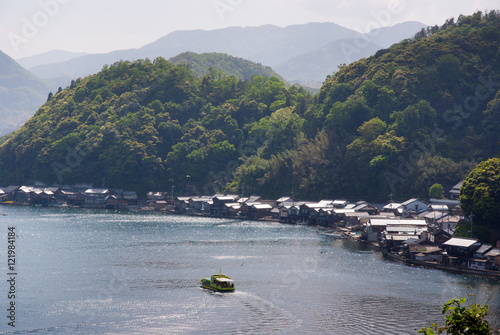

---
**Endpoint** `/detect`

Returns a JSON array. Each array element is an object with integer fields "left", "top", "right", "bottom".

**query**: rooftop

[
  {"left": 370, "top": 218, "right": 427, "bottom": 226},
  {"left": 443, "top": 237, "right": 479, "bottom": 248}
]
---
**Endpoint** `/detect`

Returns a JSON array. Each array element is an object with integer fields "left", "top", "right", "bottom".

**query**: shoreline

[
  {"left": 382, "top": 250, "right": 500, "bottom": 281},
  {"left": 2, "top": 202, "right": 500, "bottom": 281}
]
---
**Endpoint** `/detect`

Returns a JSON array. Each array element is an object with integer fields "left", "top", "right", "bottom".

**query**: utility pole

[
  {"left": 171, "top": 185, "right": 175, "bottom": 206},
  {"left": 469, "top": 212, "right": 474, "bottom": 238}
]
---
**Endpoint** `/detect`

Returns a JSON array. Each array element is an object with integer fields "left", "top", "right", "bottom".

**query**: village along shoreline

[{"left": 1, "top": 183, "right": 500, "bottom": 281}]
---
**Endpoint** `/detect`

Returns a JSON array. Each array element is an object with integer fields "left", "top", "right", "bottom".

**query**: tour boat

[{"left": 200, "top": 270, "right": 235, "bottom": 292}]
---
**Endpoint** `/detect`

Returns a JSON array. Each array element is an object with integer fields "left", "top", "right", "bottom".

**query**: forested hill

[
  {"left": 0, "top": 58, "right": 312, "bottom": 195},
  {"left": 169, "top": 52, "right": 283, "bottom": 80},
  {"left": 0, "top": 11, "right": 499, "bottom": 201}
]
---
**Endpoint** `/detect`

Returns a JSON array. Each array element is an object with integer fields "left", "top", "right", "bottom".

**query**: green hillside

[
  {"left": 233, "top": 11, "right": 500, "bottom": 201},
  {"left": 0, "top": 11, "right": 499, "bottom": 201},
  {"left": 0, "top": 58, "right": 311, "bottom": 194},
  {"left": 169, "top": 52, "right": 282, "bottom": 80}
]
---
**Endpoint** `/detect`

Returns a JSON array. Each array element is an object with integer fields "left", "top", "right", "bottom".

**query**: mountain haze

[
  {"left": 0, "top": 51, "right": 49, "bottom": 136},
  {"left": 27, "top": 22, "right": 425, "bottom": 86},
  {"left": 17, "top": 50, "right": 87, "bottom": 69},
  {"left": 274, "top": 37, "right": 382, "bottom": 83},
  {"left": 2, "top": 12, "right": 496, "bottom": 201}
]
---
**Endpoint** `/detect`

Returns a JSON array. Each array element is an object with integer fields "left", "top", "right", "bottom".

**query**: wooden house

[
  {"left": 430, "top": 230, "right": 452, "bottom": 246},
  {"left": 382, "top": 202, "right": 402, "bottom": 214},
  {"left": 84, "top": 189, "right": 111, "bottom": 208},
  {"left": 16, "top": 186, "right": 33, "bottom": 203},
  {"left": 154, "top": 200, "right": 168, "bottom": 211},
  {"left": 485, "top": 248, "right": 500, "bottom": 269},
  {"left": 175, "top": 196, "right": 191, "bottom": 213},
  {"left": 443, "top": 237, "right": 481, "bottom": 257},
  {"left": 56, "top": 189, "right": 85, "bottom": 206},
  {"left": 279, "top": 205, "right": 299, "bottom": 223},
  {"left": 332, "top": 199, "right": 349, "bottom": 208},
  {"left": 414, "top": 247, "right": 443, "bottom": 262},
  {"left": 276, "top": 196, "right": 292, "bottom": 207},
  {"left": 248, "top": 204, "right": 273, "bottom": 219},
  {"left": 2, "top": 185, "right": 20, "bottom": 201},
  {"left": 123, "top": 191, "right": 138, "bottom": 205},
  {"left": 211, "top": 195, "right": 239, "bottom": 216},
  {"left": 224, "top": 203, "right": 241, "bottom": 217},
  {"left": 449, "top": 181, "right": 463, "bottom": 200},
  {"left": 189, "top": 196, "right": 212, "bottom": 214},
  {"left": 400, "top": 198, "right": 428, "bottom": 216}
]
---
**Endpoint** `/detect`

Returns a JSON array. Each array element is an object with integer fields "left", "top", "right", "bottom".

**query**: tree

[
  {"left": 418, "top": 294, "right": 492, "bottom": 335},
  {"left": 460, "top": 158, "right": 500, "bottom": 228},
  {"left": 429, "top": 183, "right": 444, "bottom": 199}
]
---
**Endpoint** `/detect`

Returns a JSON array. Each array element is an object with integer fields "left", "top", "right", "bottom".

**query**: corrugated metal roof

[
  {"left": 475, "top": 244, "right": 493, "bottom": 254},
  {"left": 383, "top": 203, "right": 402, "bottom": 209},
  {"left": 370, "top": 219, "right": 427, "bottom": 226},
  {"left": 386, "top": 234, "right": 418, "bottom": 241},
  {"left": 386, "top": 226, "right": 426, "bottom": 233},
  {"left": 252, "top": 204, "right": 273, "bottom": 209},
  {"left": 443, "top": 237, "right": 479, "bottom": 248},
  {"left": 485, "top": 248, "right": 500, "bottom": 257},
  {"left": 401, "top": 198, "right": 418, "bottom": 206}
]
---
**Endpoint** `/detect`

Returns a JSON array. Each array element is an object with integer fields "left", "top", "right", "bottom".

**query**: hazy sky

[{"left": 0, "top": 0, "right": 497, "bottom": 59}]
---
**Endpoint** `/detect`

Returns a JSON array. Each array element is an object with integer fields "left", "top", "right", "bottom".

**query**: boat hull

[{"left": 200, "top": 277, "right": 235, "bottom": 292}]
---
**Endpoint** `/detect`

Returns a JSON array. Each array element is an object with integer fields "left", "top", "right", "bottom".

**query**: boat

[
  {"left": 200, "top": 270, "right": 235, "bottom": 292},
  {"left": 320, "top": 231, "right": 347, "bottom": 239}
]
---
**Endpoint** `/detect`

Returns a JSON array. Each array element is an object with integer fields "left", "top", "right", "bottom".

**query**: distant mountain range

[
  {"left": 1, "top": 11, "right": 498, "bottom": 201},
  {"left": 17, "top": 50, "right": 87, "bottom": 70},
  {"left": 0, "top": 21, "right": 426, "bottom": 136},
  {"left": 0, "top": 51, "right": 49, "bottom": 137},
  {"left": 22, "top": 21, "right": 426, "bottom": 87}
]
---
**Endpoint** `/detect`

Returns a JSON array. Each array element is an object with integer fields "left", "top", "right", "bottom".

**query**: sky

[{"left": 0, "top": 0, "right": 498, "bottom": 60}]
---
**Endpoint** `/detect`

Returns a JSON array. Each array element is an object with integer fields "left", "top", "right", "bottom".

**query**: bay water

[{"left": 0, "top": 206, "right": 499, "bottom": 334}]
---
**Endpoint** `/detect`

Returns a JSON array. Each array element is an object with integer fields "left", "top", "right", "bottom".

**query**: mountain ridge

[
  {"left": 0, "top": 50, "right": 49, "bottom": 137},
  {"left": 26, "top": 21, "right": 425, "bottom": 87},
  {"left": 0, "top": 12, "right": 498, "bottom": 201}
]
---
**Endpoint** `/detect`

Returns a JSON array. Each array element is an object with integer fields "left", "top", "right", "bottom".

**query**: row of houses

[
  {"left": 0, "top": 185, "right": 138, "bottom": 209},
  {"left": 171, "top": 193, "right": 461, "bottom": 230},
  {"left": 172, "top": 192, "right": 500, "bottom": 273},
  {"left": 362, "top": 216, "right": 500, "bottom": 273}
]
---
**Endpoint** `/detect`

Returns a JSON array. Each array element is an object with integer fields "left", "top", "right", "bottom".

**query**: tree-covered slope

[
  {"left": 0, "top": 11, "right": 499, "bottom": 201},
  {"left": 169, "top": 52, "right": 282, "bottom": 80},
  {"left": 0, "top": 58, "right": 311, "bottom": 194},
  {"left": 231, "top": 11, "right": 500, "bottom": 201}
]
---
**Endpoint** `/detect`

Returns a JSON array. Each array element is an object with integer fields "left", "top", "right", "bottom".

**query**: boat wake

[{"left": 229, "top": 291, "right": 301, "bottom": 334}]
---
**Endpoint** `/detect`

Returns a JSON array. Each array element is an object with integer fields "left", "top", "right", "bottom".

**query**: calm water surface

[{"left": 0, "top": 206, "right": 498, "bottom": 334}]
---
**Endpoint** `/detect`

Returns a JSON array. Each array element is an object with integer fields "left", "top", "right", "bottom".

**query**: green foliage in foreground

[
  {"left": 418, "top": 295, "right": 492, "bottom": 335},
  {"left": 0, "top": 11, "right": 499, "bottom": 200}
]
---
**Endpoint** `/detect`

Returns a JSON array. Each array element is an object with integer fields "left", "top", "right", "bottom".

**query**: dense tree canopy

[
  {"left": 460, "top": 157, "right": 500, "bottom": 229},
  {"left": 0, "top": 11, "right": 499, "bottom": 200}
]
